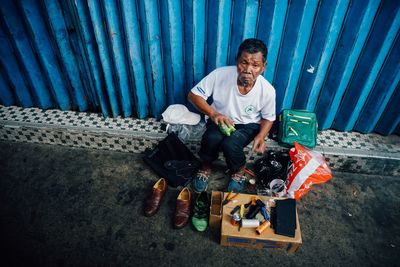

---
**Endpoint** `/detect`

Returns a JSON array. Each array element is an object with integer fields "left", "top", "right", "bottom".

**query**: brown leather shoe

[
  {"left": 173, "top": 187, "right": 192, "bottom": 229},
  {"left": 144, "top": 178, "right": 167, "bottom": 217}
]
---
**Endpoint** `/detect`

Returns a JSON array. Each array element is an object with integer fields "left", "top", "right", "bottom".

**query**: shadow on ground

[{"left": 0, "top": 141, "right": 399, "bottom": 266}]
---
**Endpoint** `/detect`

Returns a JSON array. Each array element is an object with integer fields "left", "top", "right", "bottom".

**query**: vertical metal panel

[
  {"left": 44, "top": 0, "right": 88, "bottom": 111},
  {"left": 138, "top": 0, "right": 166, "bottom": 118},
  {"left": 305, "top": 0, "right": 349, "bottom": 111},
  {"left": 192, "top": 0, "right": 207, "bottom": 85},
  {"left": 316, "top": 0, "right": 381, "bottom": 129},
  {"left": 160, "top": 0, "right": 185, "bottom": 105},
  {"left": 0, "top": 23, "right": 33, "bottom": 107},
  {"left": 60, "top": 0, "right": 98, "bottom": 110},
  {"left": 293, "top": 0, "right": 349, "bottom": 111},
  {"left": 0, "top": 70, "right": 15, "bottom": 106},
  {"left": 281, "top": 0, "right": 319, "bottom": 110},
  {"left": 120, "top": 0, "right": 149, "bottom": 118},
  {"left": 206, "top": 0, "right": 234, "bottom": 72},
  {"left": 0, "top": 0, "right": 399, "bottom": 134},
  {"left": 215, "top": 0, "right": 232, "bottom": 68},
  {"left": 19, "top": 0, "right": 71, "bottom": 110},
  {"left": 333, "top": 3, "right": 400, "bottom": 131},
  {"left": 183, "top": 0, "right": 194, "bottom": 91},
  {"left": 274, "top": 0, "right": 308, "bottom": 112},
  {"left": 102, "top": 0, "right": 133, "bottom": 117},
  {"left": 69, "top": 0, "right": 110, "bottom": 117},
  {"left": 102, "top": 0, "right": 132, "bottom": 115},
  {"left": 264, "top": 0, "right": 288, "bottom": 82},
  {"left": 59, "top": 1, "right": 99, "bottom": 112},
  {"left": 159, "top": 0, "right": 173, "bottom": 105},
  {"left": 356, "top": 59, "right": 400, "bottom": 134},
  {"left": 87, "top": 0, "right": 120, "bottom": 117},
  {"left": 0, "top": 1, "right": 52, "bottom": 109},
  {"left": 206, "top": 0, "right": 217, "bottom": 73},
  {"left": 167, "top": 0, "right": 185, "bottom": 104},
  {"left": 228, "top": 0, "right": 247, "bottom": 65},
  {"left": 256, "top": 0, "right": 274, "bottom": 63},
  {"left": 242, "top": 0, "right": 259, "bottom": 40},
  {"left": 228, "top": 0, "right": 259, "bottom": 65},
  {"left": 375, "top": 83, "right": 400, "bottom": 135},
  {"left": 355, "top": 29, "right": 400, "bottom": 133}
]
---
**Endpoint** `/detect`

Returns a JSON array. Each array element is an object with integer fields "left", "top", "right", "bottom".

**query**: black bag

[
  {"left": 254, "top": 150, "right": 291, "bottom": 189},
  {"left": 143, "top": 133, "right": 201, "bottom": 187}
]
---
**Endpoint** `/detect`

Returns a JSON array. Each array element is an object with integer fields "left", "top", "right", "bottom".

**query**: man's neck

[{"left": 237, "top": 79, "right": 255, "bottom": 94}]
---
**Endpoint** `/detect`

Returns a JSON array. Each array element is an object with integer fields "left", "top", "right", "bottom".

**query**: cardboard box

[
  {"left": 220, "top": 192, "right": 302, "bottom": 253},
  {"left": 209, "top": 191, "right": 223, "bottom": 233}
]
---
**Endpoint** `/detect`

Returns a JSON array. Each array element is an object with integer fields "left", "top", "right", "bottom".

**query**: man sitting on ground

[{"left": 188, "top": 38, "right": 276, "bottom": 193}]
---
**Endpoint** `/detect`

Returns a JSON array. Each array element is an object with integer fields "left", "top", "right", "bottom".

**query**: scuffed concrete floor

[{"left": 0, "top": 141, "right": 399, "bottom": 266}]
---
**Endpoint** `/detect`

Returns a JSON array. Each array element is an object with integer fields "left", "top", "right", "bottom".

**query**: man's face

[{"left": 236, "top": 51, "right": 266, "bottom": 86}]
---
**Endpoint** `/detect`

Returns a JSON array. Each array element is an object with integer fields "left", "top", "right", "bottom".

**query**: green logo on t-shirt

[{"left": 245, "top": 105, "right": 255, "bottom": 115}]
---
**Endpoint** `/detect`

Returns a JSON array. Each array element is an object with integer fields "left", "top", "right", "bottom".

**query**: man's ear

[
  {"left": 262, "top": 60, "right": 267, "bottom": 72},
  {"left": 235, "top": 52, "right": 242, "bottom": 64}
]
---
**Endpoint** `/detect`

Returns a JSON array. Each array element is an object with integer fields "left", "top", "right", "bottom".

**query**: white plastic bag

[{"left": 166, "top": 122, "right": 206, "bottom": 143}]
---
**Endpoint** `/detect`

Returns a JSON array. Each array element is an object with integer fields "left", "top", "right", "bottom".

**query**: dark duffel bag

[
  {"left": 254, "top": 150, "right": 291, "bottom": 189},
  {"left": 143, "top": 133, "right": 200, "bottom": 187}
]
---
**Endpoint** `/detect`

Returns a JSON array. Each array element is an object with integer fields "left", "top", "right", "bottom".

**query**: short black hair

[{"left": 236, "top": 38, "right": 268, "bottom": 63}]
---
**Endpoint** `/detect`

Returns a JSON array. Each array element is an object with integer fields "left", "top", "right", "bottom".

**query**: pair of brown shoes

[{"left": 144, "top": 178, "right": 192, "bottom": 229}]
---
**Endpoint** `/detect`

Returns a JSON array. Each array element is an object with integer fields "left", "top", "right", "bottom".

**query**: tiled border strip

[
  {"left": 1, "top": 105, "right": 400, "bottom": 153},
  {"left": 0, "top": 125, "right": 157, "bottom": 153},
  {"left": 1, "top": 105, "right": 399, "bottom": 176}
]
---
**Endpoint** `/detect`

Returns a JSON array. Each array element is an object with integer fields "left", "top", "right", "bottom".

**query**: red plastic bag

[{"left": 286, "top": 142, "right": 332, "bottom": 199}]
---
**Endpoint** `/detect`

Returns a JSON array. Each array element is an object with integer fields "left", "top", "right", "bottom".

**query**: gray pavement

[{"left": 0, "top": 141, "right": 399, "bottom": 266}]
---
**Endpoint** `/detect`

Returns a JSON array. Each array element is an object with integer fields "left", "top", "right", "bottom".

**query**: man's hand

[
  {"left": 210, "top": 112, "right": 234, "bottom": 128},
  {"left": 252, "top": 134, "right": 267, "bottom": 153},
  {"left": 252, "top": 119, "right": 273, "bottom": 153},
  {"left": 188, "top": 92, "right": 234, "bottom": 127}
]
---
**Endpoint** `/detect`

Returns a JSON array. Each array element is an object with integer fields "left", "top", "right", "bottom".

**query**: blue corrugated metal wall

[{"left": 0, "top": 0, "right": 399, "bottom": 135}]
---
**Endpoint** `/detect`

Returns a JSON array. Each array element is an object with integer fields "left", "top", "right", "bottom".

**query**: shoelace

[
  {"left": 193, "top": 202, "right": 208, "bottom": 218},
  {"left": 231, "top": 173, "right": 246, "bottom": 183},
  {"left": 197, "top": 171, "right": 210, "bottom": 182}
]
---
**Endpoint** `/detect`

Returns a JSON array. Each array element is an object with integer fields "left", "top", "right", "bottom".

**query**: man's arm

[
  {"left": 187, "top": 92, "right": 234, "bottom": 127},
  {"left": 252, "top": 119, "right": 274, "bottom": 153}
]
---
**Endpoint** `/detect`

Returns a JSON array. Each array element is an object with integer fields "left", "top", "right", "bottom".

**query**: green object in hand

[{"left": 218, "top": 123, "right": 236, "bottom": 136}]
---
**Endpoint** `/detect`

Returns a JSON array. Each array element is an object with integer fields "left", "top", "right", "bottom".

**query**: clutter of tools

[{"left": 225, "top": 193, "right": 297, "bottom": 237}]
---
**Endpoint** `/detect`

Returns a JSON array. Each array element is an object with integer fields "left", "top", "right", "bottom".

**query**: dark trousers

[{"left": 198, "top": 121, "right": 260, "bottom": 173}]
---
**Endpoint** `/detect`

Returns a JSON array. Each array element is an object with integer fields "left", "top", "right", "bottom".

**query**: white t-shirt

[{"left": 190, "top": 66, "right": 276, "bottom": 124}]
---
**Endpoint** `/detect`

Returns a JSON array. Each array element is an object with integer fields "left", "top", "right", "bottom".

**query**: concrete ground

[{"left": 0, "top": 141, "right": 399, "bottom": 266}]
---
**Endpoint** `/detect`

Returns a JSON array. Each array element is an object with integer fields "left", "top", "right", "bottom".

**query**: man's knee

[
  {"left": 202, "top": 131, "right": 224, "bottom": 147},
  {"left": 221, "top": 137, "right": 242, "bottom": 155}
]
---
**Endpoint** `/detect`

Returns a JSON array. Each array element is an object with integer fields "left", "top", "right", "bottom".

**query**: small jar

[
  {"left": 247, "top": 178, "right": 257, "bottom": 192},
  {"left": 230, "top": 212, "right": 241, "bottom": 226}
]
